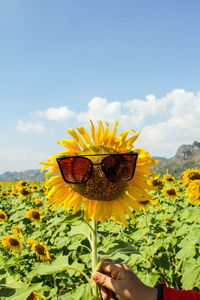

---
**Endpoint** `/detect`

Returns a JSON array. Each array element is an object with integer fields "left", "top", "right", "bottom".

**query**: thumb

[{"left": 92, "top": 272, "right": 117, "bottom": 293}]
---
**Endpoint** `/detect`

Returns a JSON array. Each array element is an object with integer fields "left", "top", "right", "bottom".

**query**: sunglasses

[{"left": 57, "top": 152, "right": 138, "bottom": 184}]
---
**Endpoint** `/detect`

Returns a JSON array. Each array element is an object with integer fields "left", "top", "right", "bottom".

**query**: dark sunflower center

[
  {"left": 0, "top": 213, "right": 5, "bottom": 219},
  {"left": 20, "top": 188, "right": 30, "bottom": 196},
  {"left": 71, "top": 176, "right": 127, "bottom": 201},
  {"left": 166, "top": 177, "right": 174, "bottom": 182},
  {"left": 139, "top": 200, "right": 149, "bottom": 205},
  {"left": 26, "top": 292, "right": 35, "bottom": 300},
  {"left": 9, "top": 238, "right": 19, "bottom": 246},
  {"left": 32, "top": 211, "right": 40, "bottom": 219},
  {"left": 167, "top": 189, "right": 176, "bottom": 195},
  {"left": 189, "top": 172, "right": 200, "bottom": 180},
  {"left": 152, "top": 179, "right": 163, "bottom": 187},
  {"left": 35, "top": 244, "right": 45, "bottom": 255},
  {"left": 69, "top": 147, "right": 128, "bottom": 201}
]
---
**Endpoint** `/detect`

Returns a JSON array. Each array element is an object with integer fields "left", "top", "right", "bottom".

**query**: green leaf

[
  {"left": 0, "top": 283, "right": 42, "bottom": 300},
  {"left": 28, "top": 255, "right": 70, "bottom": 279},
  {"left": 153, "top": 253, "right": 171, "bottom": 271},
  {"left": 99, "top": 240, "right": 140, "bottom": 258},
  {"left": 67, "top": 283, "right": 92, "bottom": 300},
  {"left": 140, "top": 272, "right": 159, "bottom": 286},
  {"left": 69, "top": 222, "right": 91, "bottom": 240},
  {"left": 182, "top": 258, "right": 200, "bottom": 289},
  {"left": 176, "top": 243, "right": 196, "bottom": 259},
  {"left": 175, "top": 224, "right": 189, "bottom": 236}
]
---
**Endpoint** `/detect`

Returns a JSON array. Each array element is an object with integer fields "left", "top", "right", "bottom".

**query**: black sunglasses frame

[{"left": 57, "top": 151, "right": 138, "bottom": 184}]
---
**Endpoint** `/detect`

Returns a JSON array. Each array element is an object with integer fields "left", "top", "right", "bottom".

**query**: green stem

[
  {"left": 91, "top": 219, "right": 99, "bottom": 300},
  {"left": 66, "top": 267, "right": 93, "bottom": 286}
]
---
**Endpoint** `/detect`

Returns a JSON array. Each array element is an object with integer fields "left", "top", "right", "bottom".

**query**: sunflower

[
  {"left": 163, "top": 173, "right": 175, "bottom": 183},
  {"left": 162, "top": 187, "right": 178, "bottom": 198},
  {"left": 0, "top": 210, "right": 7, "bottom": 222},
  {"left": 26, "top": 209, "right": 42, "bottom": 223},
  {"left": 186, "top": 179, "right": 200, "bottom": 206},
  {"left": 137, "top": 192, "right": 158, "bottom": 211},
  {"left": 40, "top": 121, "right": 158, "bottom": 225},
  {"left": 1, "top": 235, "right": 22, "bottom": 252},
  {"left": 27, "top": 239, "right": 51, "bottom": 261},
  {"left": 12, "top": 225, "right": 23, "bottom": 238},
  {"left": 182, "top": 168, "right": 200, "bottom": 186},
  {"left": 33, "top": 198, "right": 43, "bottom": 205},
  {"left": 147, "top": 175, "right": 164, "bottom": 188},
  {"left": 16, "top": 181, "right": 32, "bottom": 199},
  {"left": 26, "top": 290, "right": 45, "bottom": 300}
]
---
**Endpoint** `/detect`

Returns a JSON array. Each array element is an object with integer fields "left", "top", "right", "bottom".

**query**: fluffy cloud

[
  {"left": 37, "top": 106, "right": 75, "bottom": 121},
  {"left": 15, "top": 89, "right": 200, "bottom": 159},
  {"left": 16, "top": 120, "right": 45, "bottom": 133},
  {"left": 75, "top": 89, "right": 200, "bottom": 158},
  {"left": 77, "top": 97, "right": 123, "bottom": 124}
]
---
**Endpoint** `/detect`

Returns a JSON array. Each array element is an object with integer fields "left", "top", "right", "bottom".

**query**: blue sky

[{"left": 1, "top": 0, "right": 200, "bottom": 174}]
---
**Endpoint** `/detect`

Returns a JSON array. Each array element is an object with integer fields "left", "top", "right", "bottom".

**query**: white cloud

[
  {"left": 14, "top": 89, "right": 200, "bottom": 164},
  {"left": 123, "top": 94, "right": 168, "bottom": 117},
  {"left": 76, "top": 89, "right": 200, "bottom": 158},
  {"left": 37, "top": 106, "right": 75, "bottom": 121},
  {"left": 16, "top": 120, "right": 45, "bottom": 133},
  {"left": 77, "top": 97, "right": 124, "bottom": 124}
]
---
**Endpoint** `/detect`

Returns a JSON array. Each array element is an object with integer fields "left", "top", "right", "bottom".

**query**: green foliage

[{"left": 0, "top": 180, "right": 199, "bottom": 299}]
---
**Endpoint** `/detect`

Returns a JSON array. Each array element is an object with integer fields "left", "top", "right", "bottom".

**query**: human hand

[{"left": 92, "top": 262, "right": 158, "bottom": 300}]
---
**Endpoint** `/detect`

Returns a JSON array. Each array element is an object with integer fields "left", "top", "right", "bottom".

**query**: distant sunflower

[
  {"left": 26, "top": 209, "right": 42, "bottom": 223},
  {"left": 16, "top": 181, "right": 32, "bottom": 199},
  {"left": 137, "top": 193, "right": 158, "bottom": 211},
  {"left": 186, "top": 179, "right": 200, "bottom": 206},
  {"left": 27, "top": 239, "right": 51, "bottom": 261},
  {"left": 147, "top": 175, "right": 164, "bottom": 188},
  {"left": 40, "top": 121, "right": 158, "bottom": 225},
  {"left": 18, "top": 187, "right": 32, "bottom": 199},
  {"left": 1, "top": 235, "right": 22, "bottom": 252},
  {"left": 26, "top": 290, "right": 45, "bottom": 300},
  {"left": 33, "top": 198, "right": 43, "bottom": 205},
  {"left": 0, "top": 210, "right": 7, "bottom": 222},
  {"left": 182, "top": 168, "right": 200, "bottom": 186},
  {"left": 163, "top": 173, "right": 175, "bottom": 183},
  {"left": 12, "top": 225, "right": 23, "bottom": 238},
  {"left": 162, "top": 187, "right": 178, "bottom": 198}
]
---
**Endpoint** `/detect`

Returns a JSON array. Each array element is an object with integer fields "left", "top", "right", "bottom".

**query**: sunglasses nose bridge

[{"left": 91, "top": 162, "right": 105, "bottom": 178}]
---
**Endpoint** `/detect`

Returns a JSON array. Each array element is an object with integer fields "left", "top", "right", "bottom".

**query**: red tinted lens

[
  {"left": 102, "top": 154, "right": 136, "bottom": 181},
  {"left": 59, "top": 157, "right": 92, "bottom": 183}
]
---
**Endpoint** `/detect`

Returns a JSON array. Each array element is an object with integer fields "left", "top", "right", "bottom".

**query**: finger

[
  {"left": 100, "top": 262, "right": 122, "bottom": 274},
  {"left": 100, "top": 286, "right": 117, "bottom": 300},
  {"left": 100, "top": 262, "right": 123, "bottom": 279},
  {"left": 92, "top": 271, "right": 116, "bottom": 293},
  {"left": 99, "top": 286, "right": 109, "bottom": 300}
]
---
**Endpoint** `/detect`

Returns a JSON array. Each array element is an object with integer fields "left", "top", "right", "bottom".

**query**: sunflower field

[{"left": 0, "top": 169, "right": 200, "bottom": 300}]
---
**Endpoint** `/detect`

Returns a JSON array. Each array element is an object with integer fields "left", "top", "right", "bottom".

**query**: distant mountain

[
  {"left": 153, "top": 141, "right": 200, "bottom": 178},
  {"left": 0, "top": 169, "right": 46, "bottom": 182},
  {"left": 0, "top": 141, "right": 200, "bottom": 181}
]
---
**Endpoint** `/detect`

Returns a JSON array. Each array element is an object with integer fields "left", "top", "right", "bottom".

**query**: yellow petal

[
  {"left": 90, "top": 120, "right": 98, "bottom": 145},
  {"left": 97, "top": 120, "right": 105, "bottom": 145},
  {"left": 57, "top": 140, "right": 81, "bottom": 152},
  {"left": 125, "top": 131, "right": 140, "bottom": 147},
  {"left": 107, "top": 121, "right": 118, "bottom": 147},
  {"left": 103, "top": 122, "right": 110, "bottom": 145},
  {"left": 76, "top": 126, "right": 93, "bottom": 146},
  {"left": 67, "top": 129, "right": 85, "bottom": 149}
]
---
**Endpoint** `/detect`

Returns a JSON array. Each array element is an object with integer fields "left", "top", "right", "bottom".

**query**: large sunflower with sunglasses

[{"left": 40, "top": 121, "right": 157, "bottom": 225}]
